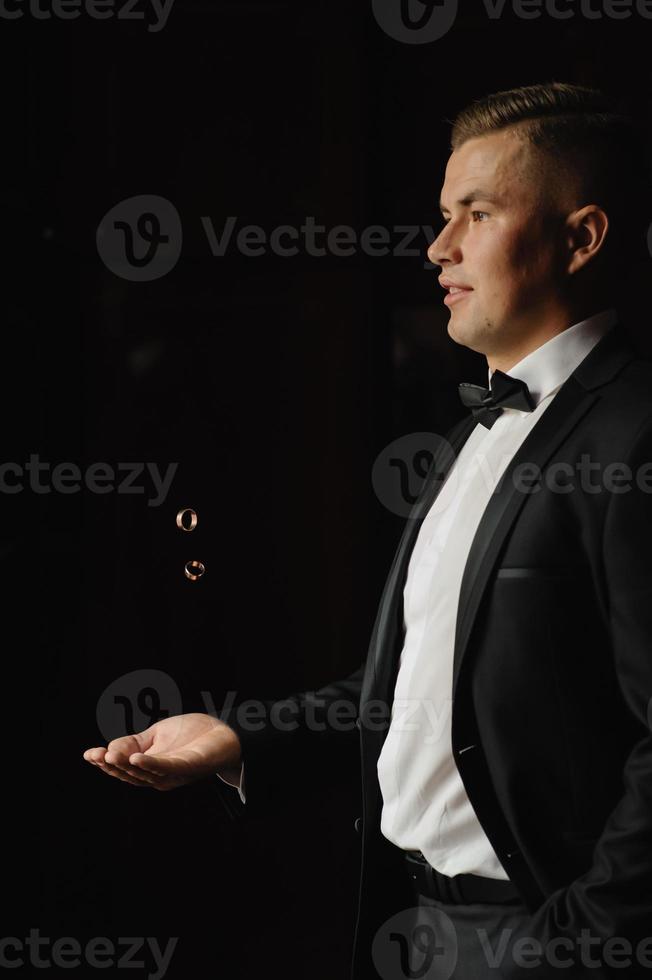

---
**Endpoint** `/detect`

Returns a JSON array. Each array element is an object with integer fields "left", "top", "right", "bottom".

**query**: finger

[
  {"left": 84, "top": 747, "right": 161, "bottom": 786},
  {"left": 84, "top": 746, "right": 155, "bottom": 783},
  {"left": 128, "top": 753, "right": 182, "bottom": 776},
  {"left": 99, "top": 756, "right": 162, "bottom": 784},
  {"left": 94, "top": 761, "right": 151, "bottom": 788},
  {"left": 128, "top": 753, "right": 176, "bottom": 776},
  {"left": 84, "top": 741, "right": 167, "bottom": 786},
  {"left": 104, "top": 760, "right": 180, "bottom": 792},
  {"left": 94, "top": 754, "right": 185, "bottom": 791},
  {"left": 129, "top": 752, "right": 171, "bottom": 776},
  {"left": 105, "top": 733, "right": 152, "bottom": 767},
  {"left": 108, "top": 760, "right": 161, "bottom": 785}
]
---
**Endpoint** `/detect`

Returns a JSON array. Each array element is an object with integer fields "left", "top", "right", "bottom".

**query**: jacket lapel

[
  {"left": 361, "top": 415, "right": 476, "bottom": 710},
  {"left": 452, "top": 324, "right": 638, "bottom": 696}
]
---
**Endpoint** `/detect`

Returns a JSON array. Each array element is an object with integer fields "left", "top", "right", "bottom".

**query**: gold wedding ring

[
  {"left": 176, "top": 508, "right": 198, "bottom": 532},
  {"left": 184, "top": 560, "right": 205, "bottom": 581}
]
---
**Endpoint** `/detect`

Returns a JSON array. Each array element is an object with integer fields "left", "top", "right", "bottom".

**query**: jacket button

[
  {"left": 354, "top": 817, "right": 363, "bottom": 834},
  {"left": 355, "top": 717, "right": 361, "bottom": 730}
]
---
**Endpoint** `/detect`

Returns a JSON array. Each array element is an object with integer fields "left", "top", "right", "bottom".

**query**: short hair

[{"left": 449, "top": 82, "right": 651, "bottom": 267}]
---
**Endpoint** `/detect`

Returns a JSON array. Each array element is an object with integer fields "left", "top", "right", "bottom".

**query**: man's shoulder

[
  {"left": 578, "top": 348, "right": 652, "bottom": 458},
  {"left": 600, "top": 354, "right": 652, "bottom": 423}
]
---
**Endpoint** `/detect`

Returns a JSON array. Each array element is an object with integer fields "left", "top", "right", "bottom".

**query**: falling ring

[
  {"left": 176, "top": 508, "right": 198, "bottom": 532},
  {"left": 184, "top": 560, "right": 205, "bottom": 581}
]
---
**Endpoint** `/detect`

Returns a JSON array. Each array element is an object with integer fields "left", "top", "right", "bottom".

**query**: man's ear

[{"left": 565, "top": 204, "right": 610, "bottom": 275}]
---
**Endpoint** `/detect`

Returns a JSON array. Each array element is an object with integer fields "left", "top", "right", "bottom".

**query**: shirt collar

[{"left": 487, "top": 308, "right": 619, "bottom": 408}]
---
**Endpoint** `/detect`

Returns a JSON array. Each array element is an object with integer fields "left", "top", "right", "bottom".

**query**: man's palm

[{"left": 83, "top": 713, "right": 242, "bottom": 791}]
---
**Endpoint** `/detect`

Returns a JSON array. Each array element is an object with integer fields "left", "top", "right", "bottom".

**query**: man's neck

[
  {"left": 487, "top": 326, "right": 565, "bottom": 375},
  {"left": 486, "top": 303, "right": 614, "bottom": 375}
]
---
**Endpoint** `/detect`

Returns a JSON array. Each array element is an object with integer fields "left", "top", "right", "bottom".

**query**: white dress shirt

[
  {"left": 376, "top": 308, "right": 618, "bottom": 878},
  {"left": 220, "top": 309, "right": 618, "bottom": 851}
]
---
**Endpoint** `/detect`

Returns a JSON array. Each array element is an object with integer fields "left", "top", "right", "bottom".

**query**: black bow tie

[{"left": 458, "top": 370, "right": 536, "bottom": 429}]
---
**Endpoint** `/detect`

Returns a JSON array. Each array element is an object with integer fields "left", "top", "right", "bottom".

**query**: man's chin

[
  {"left": 446, "top": 309, "right": 469, "bottom": 344},
  {"left": 446, "top": 309, "right": 485, "bottom": 352}
]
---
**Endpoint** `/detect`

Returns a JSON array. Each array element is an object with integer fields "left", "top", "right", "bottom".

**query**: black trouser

[
  {"left": 404, "top": 888, "right": 534, "bottom": 979},
  {"left": 389, "top": 849, "right": 534, "bottom": 979}
]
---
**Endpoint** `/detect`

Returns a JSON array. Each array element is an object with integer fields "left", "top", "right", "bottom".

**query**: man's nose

[{"left": 427, "top": 222, "right": 461, "bottom": 268}]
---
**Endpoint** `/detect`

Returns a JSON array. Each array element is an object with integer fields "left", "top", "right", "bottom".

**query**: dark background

[{"left": 9, "top": 0, "right": 650, "bottom": 976}]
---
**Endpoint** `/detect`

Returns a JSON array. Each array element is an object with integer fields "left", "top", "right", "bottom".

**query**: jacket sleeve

[
  {"left": 523, "top": 414, "right": 652, "bottom": 978},
  {"left": 216, "top": 661, "right": 365, "bottom": 813}
]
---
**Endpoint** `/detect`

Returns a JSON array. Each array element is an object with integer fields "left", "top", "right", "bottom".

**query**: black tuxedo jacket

[{"left": 225, "top": 322, "right": 652, "bottom": 979}]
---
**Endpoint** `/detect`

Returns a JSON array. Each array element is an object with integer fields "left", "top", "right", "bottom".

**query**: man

[{"left": 84, "top": 83, "right": 652, "bottom": 978}]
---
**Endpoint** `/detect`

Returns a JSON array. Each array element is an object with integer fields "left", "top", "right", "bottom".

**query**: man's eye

[{"left": 471, "top": 211, "right": 489, "bottom": 222}]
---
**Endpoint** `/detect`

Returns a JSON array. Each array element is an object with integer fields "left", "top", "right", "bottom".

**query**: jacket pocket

[{"left": 496, "top": 566, "right": 580, "bottom": 580}]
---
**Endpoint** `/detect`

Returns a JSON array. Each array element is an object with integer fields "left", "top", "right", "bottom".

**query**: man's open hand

[{"left": 83, "top": 713, "right": 242, "bottom": 791}]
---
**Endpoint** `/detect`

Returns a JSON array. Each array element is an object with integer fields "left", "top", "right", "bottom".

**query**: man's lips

[{"left": 439, "top": 277, "right": 473, "bottom": 307}]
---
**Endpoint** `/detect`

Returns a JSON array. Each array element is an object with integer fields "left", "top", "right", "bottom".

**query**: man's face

[{"left": 428, "top": 128, "right": 567, "bottom": 358}]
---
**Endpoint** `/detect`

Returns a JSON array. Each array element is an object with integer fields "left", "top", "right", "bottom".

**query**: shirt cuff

[{"left": 216, "top": 763, "right": 246, "bottom": 804}]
